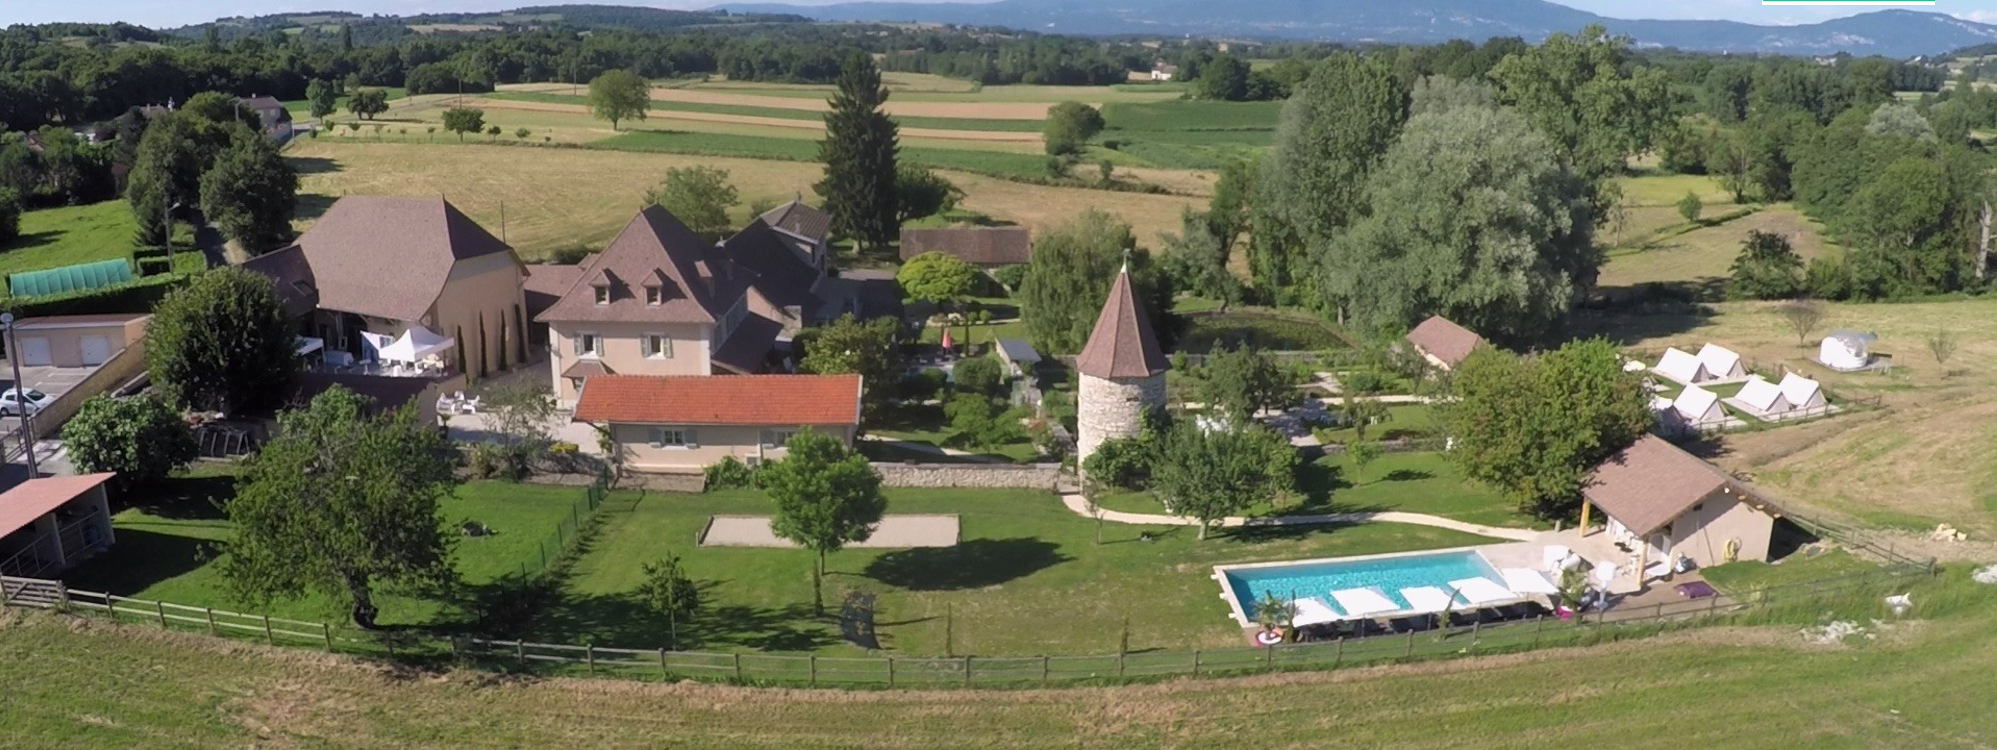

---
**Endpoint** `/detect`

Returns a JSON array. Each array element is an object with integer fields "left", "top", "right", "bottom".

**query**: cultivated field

[
  {"left": 284, "top": 141, "right": 1203, "bottom": 261},
  {"left": 7, "top": 583, "right": 1994, "bottom": 747}
]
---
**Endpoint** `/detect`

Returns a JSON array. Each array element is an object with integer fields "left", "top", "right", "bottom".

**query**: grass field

[
  {"left": 285, "top": 141, "right": 1202, "bottom": 261},
  {"left": 486, "top": 90, "right": 1049, "bottom": 133},
  {"left": 1179, "top": 310, "right": 1350, "bottom": 352},
  {"left": 0, "top": 201, "right": 204, "bottom": 285},
  {"left": 592, "top": 130, "right": 1052, "bottom": 176},
  {"left": 62, "top": 471, "right": 600, "bottom": 628},
  {"left": 7, "top": 565, "right": 1992, "bottom": 747},
  {"left": 531, "top": 488, "right": 1498, "bottom": 656},
  {"left": 1598, "top": 204, "right": 1841, "bottom": 294},
  {"left": 1098, "top": 450, "right": 1537, "bottom": 529}
]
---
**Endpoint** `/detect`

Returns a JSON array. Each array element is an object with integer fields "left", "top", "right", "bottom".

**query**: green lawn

[
  {"left": 486, "top": 91, "right": 1047, "bottom": 132},
  {"left": 865, "top": 400, "right": 1042, "bottom": 463},
  {"left": 1099, "top": 100, "right": 1282, "bottom": 132},
  {"left": 1310, "top": 404, "right": 1440, "bottom": 444},
  {"left": 62, "top": 471, "right": 600, "bottom": 628},
  {"left": 1096, "top": 451, "right": 1536, "bottom": 530},
  {"left": 0, "top": 201, "right": 204, "bottom": 285},
  {"left": 1178, "top": 310, "right": 1349, "bottom": 353},
  {"left": 532, "top": 487, "right": 1500, "bottom": 656},
  {"left": 917, "top": 319, "right": 1027, "bottom": 346},
  {"left": 591, "top": 130, "right": 1054, "bottom": 179},
  {"left": 282, "top": 87, "right": 409, "bottom": 121}
]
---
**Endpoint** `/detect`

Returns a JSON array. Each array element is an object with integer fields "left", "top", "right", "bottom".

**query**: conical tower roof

[{"left": 1076, "top": 268, "right": 1167, "bottom": 379}]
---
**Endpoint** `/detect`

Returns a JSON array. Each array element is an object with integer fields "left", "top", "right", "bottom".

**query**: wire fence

[{"left": 1, "top": 557, "right": 1935, "bottom": 689}]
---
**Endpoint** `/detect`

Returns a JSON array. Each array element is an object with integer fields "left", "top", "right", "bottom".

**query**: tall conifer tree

[{"left": 816, "top": 53, "right": 900, "bottom": 251}]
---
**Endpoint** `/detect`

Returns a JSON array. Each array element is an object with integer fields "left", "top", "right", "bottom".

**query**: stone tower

[{"left": 1075, "top": 265, "right": 1168, "bottom": 474}]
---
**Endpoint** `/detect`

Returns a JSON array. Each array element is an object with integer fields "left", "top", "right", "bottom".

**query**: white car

[{"left": 0, "top": 388, "right": 53, "bottom": 416}]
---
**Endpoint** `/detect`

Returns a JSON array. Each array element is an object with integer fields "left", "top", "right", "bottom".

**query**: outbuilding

[
  {"left": 0, "top": 473, "right": 117, "bottom": 577},
  {"left": 1580, "top": 435, "right": 1782, "bottom": 572}
]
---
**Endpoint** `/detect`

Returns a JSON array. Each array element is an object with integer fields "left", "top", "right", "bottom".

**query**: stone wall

[
  {"left": 1075, "top": 372, "right": 1165, "bottom": 471},
  {"left": 871, "top": 462, "right": 1064, "bottom": 490}
]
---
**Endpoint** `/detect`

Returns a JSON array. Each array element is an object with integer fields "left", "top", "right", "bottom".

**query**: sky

[{"left": 4, "top": 0, "right": 1996, "bottom": 29}]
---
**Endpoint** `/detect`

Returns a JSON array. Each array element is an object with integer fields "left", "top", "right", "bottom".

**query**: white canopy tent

[
  {"left": 1500, "top": 568, "right": 1561, "bottom": 596},
  {"left": 1734, "top": 376, "right": 1791, "bottom": 413},
  {"left": 1330, "top": 587, "right": 1401, "bottom": 618},
  {"left": 1696, "top": 343, "right": 1747, "bottom": 379},
  {"left": 1653, "top": 347, "right": 1708, "bottom": 384},
  {"left": 1778, "top": 373, "right": 1826, "bottom": 410},
  {"left": 378, "top": 325, "right": 456, "bottom": 364},
  {"left": 1289, "top": 598, "right": 1342, "bottom": 627},
  {"left": 294, "top": 337, "right": 324, "bottom": 357},
  {"left": 1819, "top": 331, "right": 1875, "bottom": 371},
  {"left": 1449, "top": 577, "right": 1517, "bottom": 606},
  {"left": 1672, "top": 385, "right": 1727, "bottom": 427}
]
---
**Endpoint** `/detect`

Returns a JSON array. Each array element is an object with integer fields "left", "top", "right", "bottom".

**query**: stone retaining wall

[{"left": 871, "top": 462, "right": 1064, "bottom": 490}]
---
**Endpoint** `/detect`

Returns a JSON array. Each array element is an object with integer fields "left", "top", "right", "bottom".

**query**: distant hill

[
  {"left": 713, "top": 0, "right": 1997, "bottom": 57},
  {"left": 170, "top": 4, "right": 808, "bottom": 38}
]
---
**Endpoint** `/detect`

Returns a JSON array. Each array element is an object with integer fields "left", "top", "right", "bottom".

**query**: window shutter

[
  {"left": 648, "top": 428, "right": 663, "bottom": 449},
  {"left": 685, "top": 428, "right": 698, "bottom": 448},
  {"left": 572, "top": 336, "right": 583, "bottom": 356}
]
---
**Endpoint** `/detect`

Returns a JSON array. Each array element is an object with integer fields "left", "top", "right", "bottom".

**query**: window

[
  {"left": 648, "top": 427, "right": 695, "bottom": 448},
  {"left": 569, "top": 378, "right": 585, "bottom": 393},
  {"left": 1691, "top": 503, "right": 1705, "bottom": 513},
  {"left": 762, "top": 429, "right": 796, "bottom": 448},
  {"left": 645, "top": 285, "right": 663, "bottom": 306},
  {"left": 593, "top": 285, "right": 610, "bottom": 305},
  {"left": 574, "top": 332, "right": 601, "bottom": 358},
  {"left": 643, "top": 333, "right": 672, "bottom": 358}
]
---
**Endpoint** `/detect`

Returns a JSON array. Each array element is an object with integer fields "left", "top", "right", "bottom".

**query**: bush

[
  {"left": 467, "top": 442, "right": 527, "bottom": 481},
  {"left": 0, "top": 188, "right": 20, "bottom": 246},
  {"left": 952, "top": 356, "right": 1005, "bottom": 397},
  {"left": 1805, "top": 256, "right": 1852, "bottom": 300},
  {"left": 61, "top": 394, "right": 197, "bottom": 489},
  {"left": 899, "top": 368, "right": 948, "bottom": 402},
  {"left": 1083, "top": 435, "right": 1153, "bottom": 491},
  {"left": 991, "top": 264, "right": 1028, "bottom": 290},
  {"left": 704, "top": 456, "right": 757, "bottom": 490},
  {"left": 1340, "top": 370, "right": 1387, "bottom": 394}
]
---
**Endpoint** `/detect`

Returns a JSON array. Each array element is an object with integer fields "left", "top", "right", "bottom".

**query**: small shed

[
  {"left": 1819, "top": 330, "right": 1875, "bottom": 371},
  {"left": 0, "top": 473, "right": 117, "bottom": 577},
  {"left": 9, "top": 313, "right": 151, "bottom": 368},
  {"left": 1653, "top": 347, "right": 1709, "bottom": 384},
  {"left": 1695, "top": 344, "right": 1746, "bottom": 380},
  {"left": 994, "top": 338, "right": 1042, "bottom": 378}
]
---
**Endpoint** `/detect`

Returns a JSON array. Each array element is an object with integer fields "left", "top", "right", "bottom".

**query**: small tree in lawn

[
  {"left": 588, "top": 69, "right": 651, "bottom": 131},
  {"left": 897, "top": 251, "right": 979, "bottom": 314},
  {"left": 219, "top": 387, "right": 458, "bottom": 628},
  {"left": 305, "top": 78, "right": 338, "bottom": 120},
  {"left": 485, "top": 125, "right": 501, "bottom": 141},
  {"left": 1341, "top": 393, "right": 1389, "bottom": 442},
  {"left": 1675, "top": 191, "right": 1703, "bottom": 224},
  {"left": 639, "top": 552, "right": 702, "bottom": 650},
  {"left": 442, "top": 107, "right": 485, "bottom": 142},
  {"left": 645, "top": 166, "right": 739, "bottom": 239},
  {"left": 1928, "top": 328, "right": 1958, "bottom": 374},
  {"left": 61, "top": 394, "right": 198, "bottom": 490},
  {"left": 348, "top": 88, "right": 389, "bottom": 120},
  {"left": 1194, "top": 344, "right": 1292, "bottom": 426},
  {"left": 1345, "top": 441, "right": 1382, "bottom": 484},
  {"left": 1151, "top": 422, "right": 1296, "bottom": 540},
  {"left": 1776, "top": 301, "right": 1825, "bottom": 347},
  {"left": 146, "top": 267, "right": 298, "bottom": 414},
  {"left": 515, "top": 128, "right": 530, "bottom": 140},
  {"left": 758, "top": 429, "right": 886, "bottom": 615}
]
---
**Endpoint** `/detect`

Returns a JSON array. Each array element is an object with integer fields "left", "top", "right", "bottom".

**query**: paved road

[{"left": 0, "top": 361, "right": 92, "bottom": 436}]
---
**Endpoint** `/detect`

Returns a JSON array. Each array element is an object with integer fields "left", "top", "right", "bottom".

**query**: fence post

[
  {"left": 1405, "top": 629, "right": 1415, "bottom": 657},
  {"left": 55, "top": 581, "right": 69, "bottom": 612},
  {"left": 449, "top": 635, "right": 460, "bottom": 661},
  {"left": 809, "top": 655, "right": 817, "bottom": 687},
  {"left": 322, "top": 622, "right": 334, "bottom": 652},
  {"left": 155, "top": 600, "right": 167, "bottom": 629},
  {"left": 964, "top": 656, "right": 973, "bottom": 687},
  {"left": 1655, "top": 602, "right": 1665, "bottom": 622},
  {"left": 733, "top": 652, "right": 743, "bottom": 682},
  {"left": 1264, "top": 643, "right": 1274, "bottom": 670},
  {"left": 1191, "top": 649, "right": 1200, "bottom": 677},
  {"left": 205, "top": 607, "right": 216, "bottom": 636},
  {"left": 887, "top": 656, "right": 895, "bottom": 688},
  {"left": 262, "top": 615, "right": 274, "bottom": 645},
  {"left": 585, "top": 643, "right": 595, "bottom": 675},
  {"left": 1117, "top": 650, "right": 1126, "bottom": 678},
  {"left": 1470, "top": 618, "right": 1481, "bottom": 650},
  {"left": 1042, "top": 655, "right": 1051, "bottom": 685},
  {"left": 516, "top": 639, "right": 526, "bottom": 666},
  {"left": 659, "top": 648, "right": 668, "bottom": 678},
  {"left": 1534, "top": 615, "right": 1545, "bottom": 648},
  {"left": 1334, "top": 637, "right": 1344, "bottom": 668}
]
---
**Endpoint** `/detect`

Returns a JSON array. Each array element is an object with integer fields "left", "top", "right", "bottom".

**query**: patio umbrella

[
  {"left": 294, "top": 337, "right": 324, "bottom": 356},
  {"left": 1448, "top": 578, "right": 1518, "bottom": 606},
  {"left": 1330, "top": 587, "right": 1400, "bottom": 618},
  {"left": 939, "top": 326, "right": 954, "bottom": 352},
  {"left": 1289, "top": 598, "right": 1341, "bottom": 627},
  {"left": 1399, "top": 586, "right": 1461, "bottom": 615},
  {"left": 1501, "top": 568, "right": 1561, "bottom": 596}
]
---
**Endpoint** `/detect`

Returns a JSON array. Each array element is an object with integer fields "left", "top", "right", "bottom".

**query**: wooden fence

[{"left": 0, "top": 559, "right": 1932, "bottom": 688}]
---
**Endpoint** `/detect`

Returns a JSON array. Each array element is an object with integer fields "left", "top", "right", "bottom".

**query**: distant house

[
  {"left": 241, "top": 196, "right": 529, "bottom": 380},
  {"left": 1818, "top": 330, "right": 1876, "bottom": 371},
  {"left": 0, "top": 473, "right": 117, "bottom": 578},
  {"left": 1150, "top": 61, "right": 1179, "bottom": 81},
  {"left": 573, "top": 374, "right": 862, "bottom": 473},
  {"left": 1404, "top": 315, "right": 1485, "bottom": 371},
  {"left": 235, "top": 95, "right": 292, "bottom": 141},
  {"left": 899, "top": 227, "right": 1033, "bottom": 268},
  {"left": 1581, "top": 435, "right": 1782, "bottom": 570}
]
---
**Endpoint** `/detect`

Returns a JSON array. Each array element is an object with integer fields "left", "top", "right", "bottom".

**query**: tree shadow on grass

[
  {"left": 863, "top": 538, "right": 1068, "bottom": 591},
  {"left": 294, "top": 193, "right": 339, "bottom": 223},
  {"left": 523, "top": 581, "right": 839, "bottom": 652},
  {"left": 0, "top": 230, "right": 59, "bottom": 252},
  {"left": 1221, "top": 519, "right": 1362, "bottom": 544},
  {"left": 60, "top": 528, "right": 212, "bottom": 595},
  {"left": 1381, "top": 469, "right": 1433, "bottom": 483},
  {"left": 117, "top": 474, "right": 236, "bottom": 520},
  {"left": 288, "top": 156, "right": 341, "bottom": 175}
]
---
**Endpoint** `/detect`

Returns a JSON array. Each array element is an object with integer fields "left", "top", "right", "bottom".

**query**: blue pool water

[{"left": 1223, "top": 551, "right": 1502, "bottom": 617}]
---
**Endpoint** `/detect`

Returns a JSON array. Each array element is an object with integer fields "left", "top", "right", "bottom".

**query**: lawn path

[{"left": 1057, "top": 493, "right": 1539, "bottom": 541}]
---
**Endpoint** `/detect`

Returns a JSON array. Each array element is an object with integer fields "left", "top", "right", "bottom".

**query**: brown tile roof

[
  {"left": 1076, "top": 269, "right": 1167, "bottom": 379},
  {"left": 523, "top": 263, "right": 587, "bottom": 321},
  {"left": 237, "top": 95, "right": 284, "bottom": 113},
  {"left": 722, "top": 220, "right": 821, "bottom": 313},
  {"left": 0, "top": 473, "right": 113, "bottom": 538},
  {"left": 574, "top": 374, "right": 861, "bottom": 426},
  {"left": 1406, "top": 315, "right": 1485, "bottom": 368},
  {"left": 536, "top": 206, "right": 750, "bottom": 326},
  {"left": 239, "top": 245, "right": 319, "bottom": 319},
  {"left": 282, "top": 197, "right": 515, "bottom": 322},
  {"left": 759, "top": 199, "right": 832, "bottom": 243},
  {"left": 1583, "top": 435, "right": 1737, "bottom": 536},
  {"left": 561, "top": 359, "right": 615, "bottom": 379},
  {"left": 899, "top": 227, "right": 1032, "bottom": 266},
  {"left": 710, "top": 312, "right": 784, "bottom": 374},
  {"left": 289, "top": 372, "right": 439, "bottom": 415}
]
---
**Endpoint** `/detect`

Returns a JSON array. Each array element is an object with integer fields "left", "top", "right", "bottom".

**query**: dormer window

[
  {"left": 645, "top": 285, "right": 663, "bottom": 306},
  {"left": 593, "top": 285, "right": 610, "bottom": 305}
]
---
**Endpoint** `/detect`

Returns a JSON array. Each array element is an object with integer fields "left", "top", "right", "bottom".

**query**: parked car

[{"left": 0, "top": 388, "right": 53, "bottom": 416}]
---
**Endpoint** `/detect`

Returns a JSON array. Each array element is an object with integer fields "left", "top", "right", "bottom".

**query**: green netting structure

[{"left": 8, "top": 259, "right": 134, "bottom": 298}]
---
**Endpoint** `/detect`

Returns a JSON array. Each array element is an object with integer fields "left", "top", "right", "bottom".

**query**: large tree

[
  {"left": 305, "top": 78, "right": 338, "bottom": 120},
  {"left": 61, "top": 394, "right": 197, "bottom": 490},
  {"left": 897, "top": 251, "right": 979, "bottom": 309},
  {"left": 1321, "top": 105, "right": 1594, "bottom": 343},
  {"left": 1488, "top": 25, "right": 1672, "bottom": 201},
  {"left": 758, "top": 429, "right": 886, "bottom": 615},
  {"left": 126, "top": 112, "right": 230, "bottom": 244},
  {"left": 1042, "top": 101, "right": 1105, "bottom": 156},
  {"left": 199, "top": 127, "right": 299, "bottom": 252},
  {"left": 145, "top": 267, "right": 299, "bottom": 414},
  {"left": 1160, "top": 209, "right": 1242, "bottom": 310},
  {"left": 1441, "top": 339, "right": 1653, "bottom": 520},
  {"left": 816, "top": 53, "right": 899, "bottom": 251},
  {"left": 587, "top": 69, "right": 650, "bottom": 131},
  {"left": 645, "top": 166, "right": 737, "bottom": 238},
  {"left": 347, "top": 88, "right": 389, "bottom": 120},
  {"left": 798, "top": 314, "right": 901, "bottom": 418},
  {"left": 220, "top": 387, "right": 459, "bottom": 628},
  {"left": 1728, "top": 230, "right": 1804, "bottom": 300},
  {"left": 1193, "top": 343, "right": 1291, "bottom": 426},
  {"left": 1195, "top": 55, "right": 1251, "bottom": 102},
  {"left": 1150, "top": 422, "right": 1296, "bottom": 540},
  {"left": 1017, "top": 210, "right": 1175, "bottom": 354},
  {"left": 1256, "top": 54, "right": 1409, "bottom": 293}
]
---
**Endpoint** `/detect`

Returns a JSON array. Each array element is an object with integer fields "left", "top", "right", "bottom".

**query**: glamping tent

[
  {"left": 1672, "top": 384, "right": 1726, "bottom": 427},
  {"left": 1734, "top": 375, "right": 1791, "bottom": 414},
  {"left": 1819, "top": 330, "right": 1875, "bottom": 371},
  {"left": 1653, "top": 347, "right": 1708, "bottom": 384},
  {"left": 1651, "top": 395, "right": 1686, "bottom": 433},
  {"left": 1695, "top": 344, "right": 1747, "bottom": 380},
  {"left": 1778, "top": 373, "right": 1826, "bottom": 411}
]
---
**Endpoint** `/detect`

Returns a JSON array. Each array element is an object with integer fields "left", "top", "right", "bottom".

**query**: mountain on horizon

[{"left": 712, "top": 0, "right": 1997, "bottom": 57}]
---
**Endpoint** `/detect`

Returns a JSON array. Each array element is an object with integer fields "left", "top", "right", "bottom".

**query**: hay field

[
  {"left": 286, "top": 141, "right": 1203, "bottom": 260},
  {"left": 1598, "top": 205, "right": 1840, "bottom": 290},
  {"left": 470, "top": 96, "right": 1044, "bottom": 146}
]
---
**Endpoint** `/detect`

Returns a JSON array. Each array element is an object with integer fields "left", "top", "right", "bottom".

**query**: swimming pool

[{"left": 1216, "top": 550, "right": 1503, "bottom": 625}]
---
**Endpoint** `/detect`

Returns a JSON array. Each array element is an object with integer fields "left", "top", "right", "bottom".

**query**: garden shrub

[{"left": 704, "top": 456, "right": 757, "bottom": 490}]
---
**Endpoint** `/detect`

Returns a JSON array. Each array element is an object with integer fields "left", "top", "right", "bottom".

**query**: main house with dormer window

[{"left": 535, "top": 205, "right": 794, "bottom": 407}]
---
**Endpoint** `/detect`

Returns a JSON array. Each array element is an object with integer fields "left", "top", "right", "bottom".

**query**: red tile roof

[
  {"left": 0, "top": 473, "right": 114, "bottom": 538},
  {"left": 1076, "top": 269, "right": 1167, "bottom": 379},
  {"left": 574, "top": 375, "right": 861, "bottom": 426}
]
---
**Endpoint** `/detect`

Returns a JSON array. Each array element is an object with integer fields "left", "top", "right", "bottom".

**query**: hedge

[{"left": 0, "top": 270, "right": 193, "bottom": 318}]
